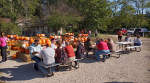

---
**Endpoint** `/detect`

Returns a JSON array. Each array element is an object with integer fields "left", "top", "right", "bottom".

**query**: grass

[{"left": 90, "top": 34, "right": 118, "bottom": 42}]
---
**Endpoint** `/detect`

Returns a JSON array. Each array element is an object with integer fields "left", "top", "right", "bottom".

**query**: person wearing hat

[{"left": 29, "top": 39, "right": 43, "bottom": 70}]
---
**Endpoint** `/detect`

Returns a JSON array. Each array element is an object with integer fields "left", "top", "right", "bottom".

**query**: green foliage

[
  {"left": 0, "top": 0, "right": 40, "bottom": 21},
  {"left": 67, "top": 0, "right": 112, "bottom": 31},
  {"left": 0, "top": 23, "right": 21, "bottom": 35},
  {"left": 47, "top": 12, "right": 82, "bottom": 31}
]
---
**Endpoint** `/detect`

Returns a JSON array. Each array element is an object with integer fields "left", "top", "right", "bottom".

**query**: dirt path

[{"left": 0, "top": 37, "right": 150, "bottom": 83}]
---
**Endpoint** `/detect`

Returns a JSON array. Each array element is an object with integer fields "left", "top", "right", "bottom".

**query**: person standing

[
  {"left": 0, "top": 32, "right": 8, "bottom": 62},
  {"left": 95, "top": 29, "right": 98, "bottom": 37},
  {"left": 117, "top": 29, "right": 123, "bottom": 42}
]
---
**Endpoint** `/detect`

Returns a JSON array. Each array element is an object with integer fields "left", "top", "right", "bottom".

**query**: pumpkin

[
  {"left": 29, "top": 38, "right": 34, "bottom": 44},
  {"left": 7, "top": 35, "right": 11, "bottom": 38},
  {"left": 12, "top": 54, "right": 17, "bottom": 59},
  {"left": 24, "top": 37, "right": 30, "bottom": 41}
]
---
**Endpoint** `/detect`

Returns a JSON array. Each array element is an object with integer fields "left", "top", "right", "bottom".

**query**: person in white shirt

[
  {"left": 51, "top": 38, "right": 57, "bottom": 50},
  {"left": 39, "top": 44, "right": 55, "bottom": 77}
]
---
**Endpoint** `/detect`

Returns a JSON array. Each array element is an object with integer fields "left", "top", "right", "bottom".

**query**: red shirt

[
  {"left": 65, "top": 45, "right": 75, "bottom": 57},
  {"left": 97, "top": 41, "right": 109, "bottom": 51},
  {"left": 117, "top": 31, "right": 123, "bottom": 36}
]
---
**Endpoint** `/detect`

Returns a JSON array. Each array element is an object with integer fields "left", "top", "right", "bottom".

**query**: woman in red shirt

[
  {"left": 65, "top": 42, "right": 76, "bottom": 61},
  {"left": 95, "top": 38, "right": 110, "bottom": 61}
]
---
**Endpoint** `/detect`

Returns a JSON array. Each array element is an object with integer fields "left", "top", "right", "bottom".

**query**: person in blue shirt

[
  {"left": 29, "top": 39, "right": 43, "bottom": 71},
  {"left": 134, "top": 35, "right": 142, "bottom": 46}
]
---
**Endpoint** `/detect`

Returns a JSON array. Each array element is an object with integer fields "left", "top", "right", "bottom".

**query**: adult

[
  {"left": 29, "top": 39, "right": 43, "bottom": 70},
  {"left": 55, "top": 41, "right": 62, "bottom": 63},
  {"left": 95, "top": 29, "right": 98, "bottom": 37},
  {"left": 124, "top": 35, "right": 132, "bottom": 42},
  {"left": 134, "top": 35, "right": 142, "bottom": 46},
  {"left": 95, "top": 38, "right": 110, "bottom": 61},
  {"left": 107, "top": 38, "right": 115, "bottom": 52},
  {"left": 84, "top": 37, "right": 92, "bottom": 56},
  {"left": 117, "top": 29, "right": 123, "bottom": 42},
  {"left": 39, "top": 44, "right": 55, "bottom": 77},
  {"left": 51, "top": 38, "right": 57, "bottom": 50},
  {"left": 0, "top": 32, "right": 8, "bottom": 62},
  {"left": 65, "top": 42, "right": 76, "bottom": 62},
  {"left": 75, "top": 41, "right": 85, "bottom": 59},
  {"left": 88, "top": 30, "right": 92, "bottom": 37}
]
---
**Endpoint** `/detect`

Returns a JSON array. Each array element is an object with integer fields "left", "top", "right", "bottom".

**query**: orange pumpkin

[
  {"left": 7, "top": 35, "right": 11, "bottom": 38},
  {"left": 24, "top": 37, "right": 30, "bottom": 41},
  {"left": 12, "top": 54, "right": 17, "bottom": 59},
  {"left": 29, "top": 38, "right": 34, "bottom": 44}
]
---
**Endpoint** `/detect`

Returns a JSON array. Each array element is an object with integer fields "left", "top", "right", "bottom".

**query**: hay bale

[{"left": 17, "top": 53, "right": 31, "bottom": 62}]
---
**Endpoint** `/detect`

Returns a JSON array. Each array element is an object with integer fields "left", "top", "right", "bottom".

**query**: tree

[
  {"left": 67, "top": 0, "right": 112, "bottom": 32},
  {"left": 0, "top": 23, "right": 21, "bottom": 35}
]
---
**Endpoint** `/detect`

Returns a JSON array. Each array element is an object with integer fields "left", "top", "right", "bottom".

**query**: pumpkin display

[
  {"left": 29, "top": 38, "right": 34, "bottom": 44},
  {"left": 12, "top": 54, "right": 17, "bottom": 59},
  {"left": 7, "top": 35, "right": 10, "bottom": 38},
  {"left": 24, "top": 37, "right": 30, "bottom": 41},
  {"left": 50, "top": 36, "right": 54, "bottom": 39}
]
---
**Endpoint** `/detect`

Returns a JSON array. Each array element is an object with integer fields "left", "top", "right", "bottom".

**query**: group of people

[
  {"left": 0, "top": 31, "right": 143, "bottom": 77},
  {"left": 28, "top": 38, "right": 84, "bottom": 77},
  {"left": 117, "top": 29, "right": 142, "bottom": 46}
]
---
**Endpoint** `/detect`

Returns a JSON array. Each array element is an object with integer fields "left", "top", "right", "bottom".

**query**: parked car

[
  {"left": 127, "top": 28, "right": 149, "bottom": 36},
  {"left": 134, "top": 28, "right": 148, "bottom": 36},
  {"left": 127, "top": 28, "right": 136, "bottom": 35}
]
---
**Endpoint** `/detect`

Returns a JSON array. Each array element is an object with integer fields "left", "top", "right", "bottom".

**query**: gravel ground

[{"left": 0, "top": 37, "right": 150, "bottom": 83}]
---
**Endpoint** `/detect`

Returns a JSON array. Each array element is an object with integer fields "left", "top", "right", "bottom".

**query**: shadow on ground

[{"left": 0, "top": 63, "right": 43, "bottom": 81}]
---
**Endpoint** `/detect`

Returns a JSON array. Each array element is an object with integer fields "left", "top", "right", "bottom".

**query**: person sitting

[
  {"left": 107, "top": 38, "right": 115, "bottom": 52},
  {"left": 75, "top": 41, "right": 85, "bottom": 59},
  {"left": 95, "top": 38, "right": 110, "bottom": 61},
  {"left": 39, "top": 44, "right": 55, "bottom": 77},
  {"left": 65, "top": 42, "right": 78, "bottom": 69},
  {"left": 29, "top": 39, "right": 43, "bottom": 70},
  {"left": 134, "top": 35, "right": 142, "bottom": 46},
  {"left": 84, "top": 37, "right": 92, "bottom": 56},
  {"left": 65, "top": 42, "right": 76, "bottom": 62},
  {"left": 124, "top": 35, "right": 132, "bottom": 42},
  {"left": 51, "top": 38, "right": 57, "bottom": 50},
  {"left": 55, "top": 41, "right": 62, "bottom": 63}
]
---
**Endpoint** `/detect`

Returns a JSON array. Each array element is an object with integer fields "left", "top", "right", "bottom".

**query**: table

[{"left": 116, "top": 41, "right": 133, "bottom": 52}]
